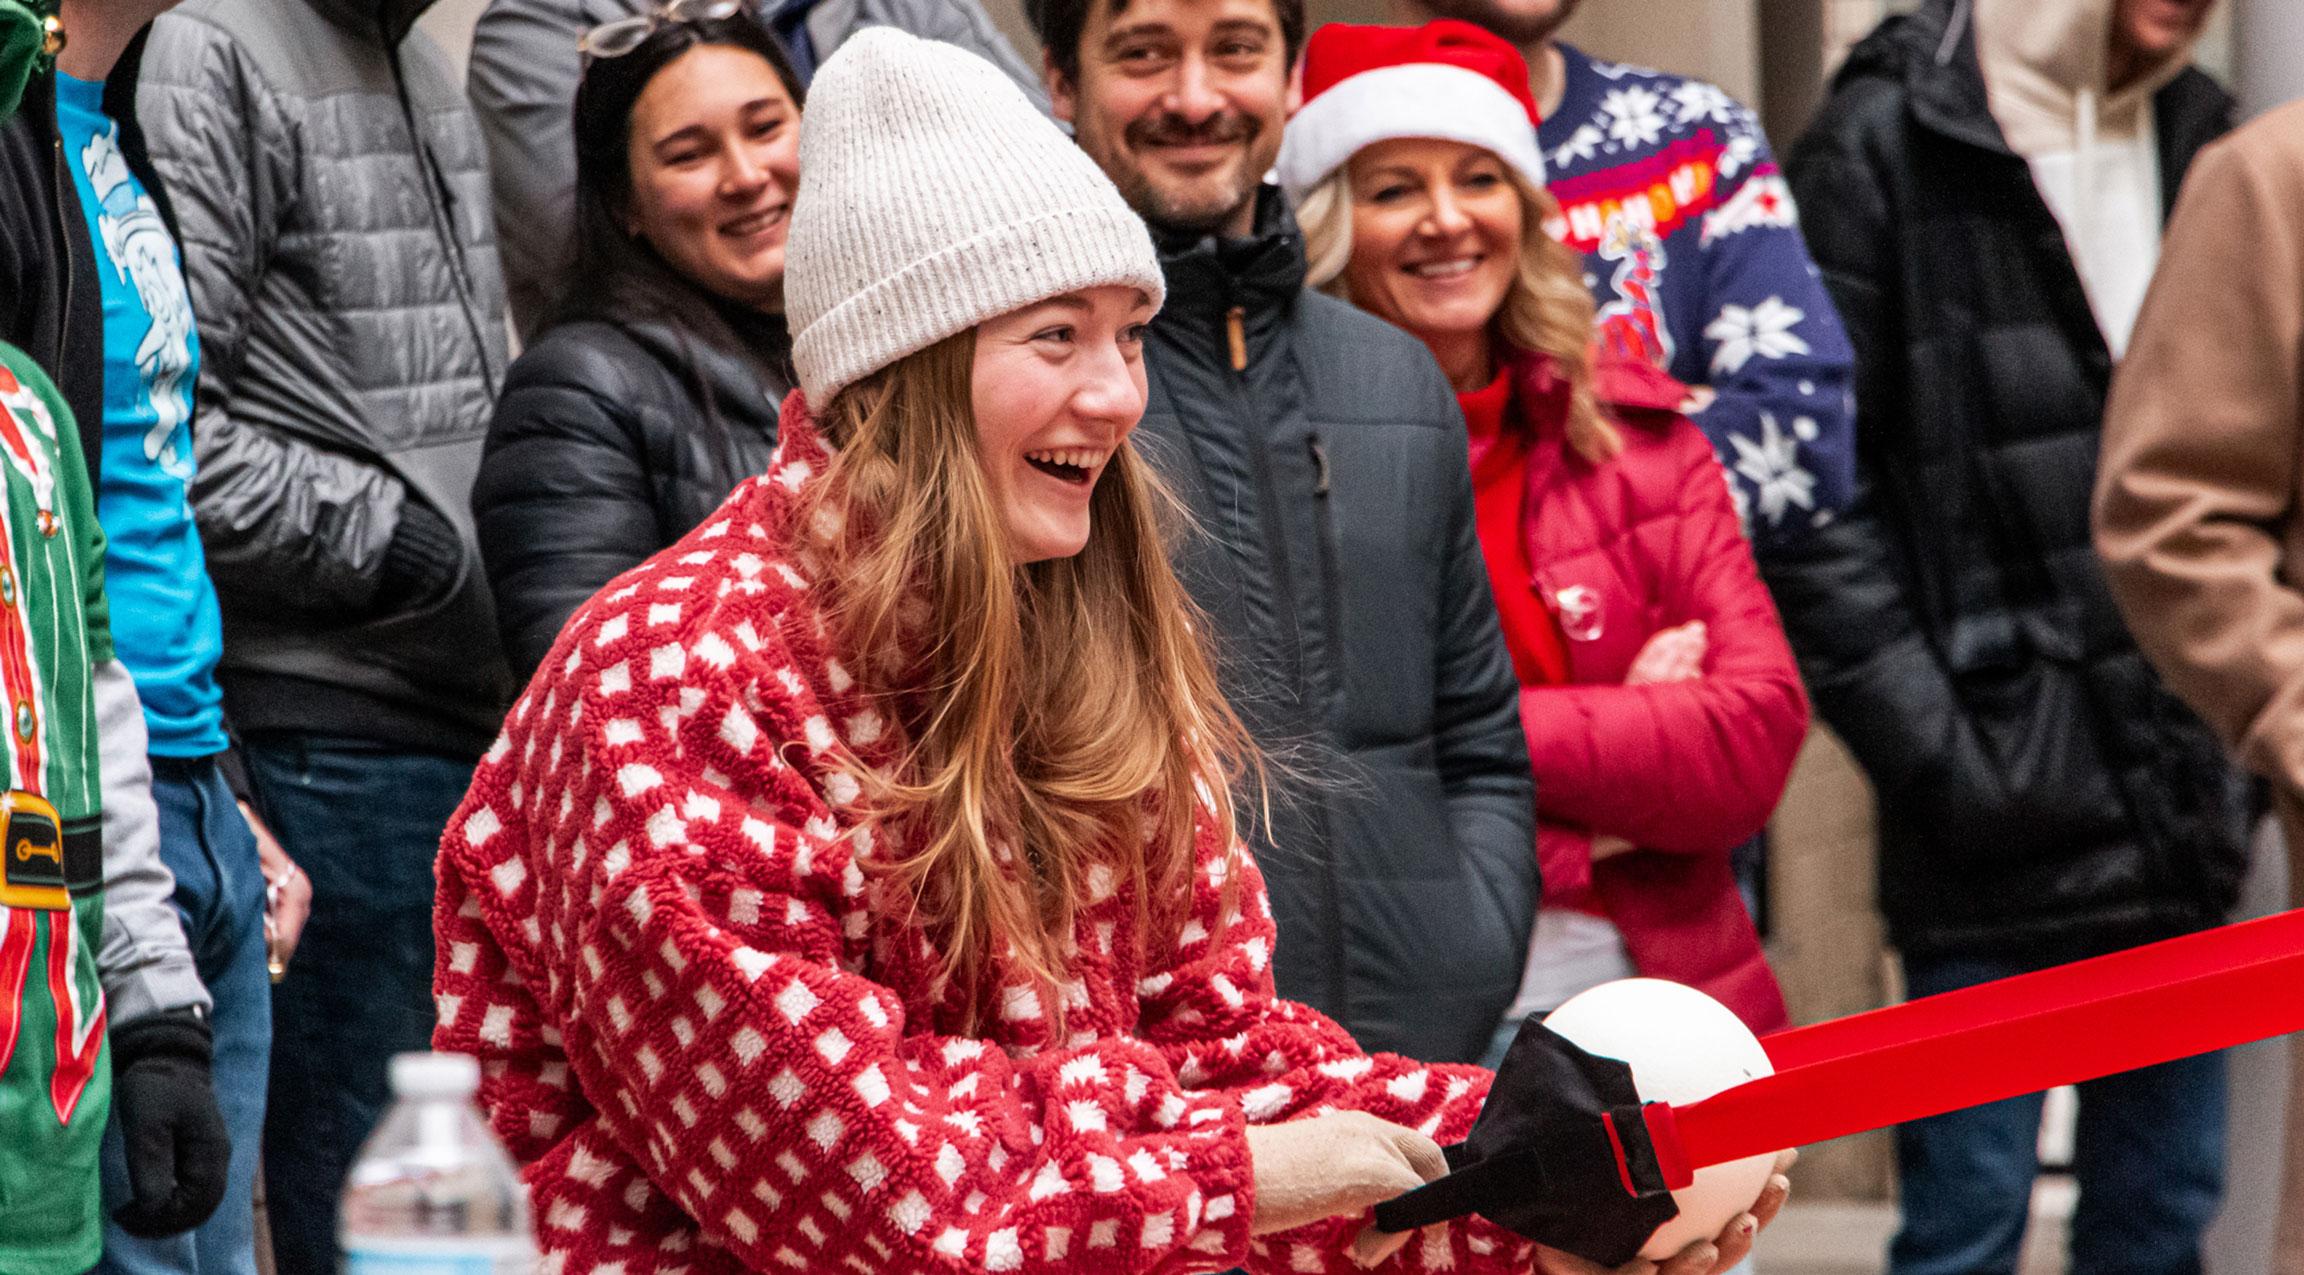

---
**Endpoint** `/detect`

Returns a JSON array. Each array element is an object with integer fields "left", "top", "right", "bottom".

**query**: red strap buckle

[{"left": 1643, "top": 1102, "right": 1694, "bottom": 1190}]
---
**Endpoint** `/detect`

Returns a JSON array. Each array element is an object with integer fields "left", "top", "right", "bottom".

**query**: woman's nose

[
  {"left": 1423, "top": 187, "right": 1472, "bottom": 237},
  {"left": 720, "top": 147, "right": 769, "bottom": 198},
  {"left": 1074, "top": 345, "right": 1145, "bottom": 429}
]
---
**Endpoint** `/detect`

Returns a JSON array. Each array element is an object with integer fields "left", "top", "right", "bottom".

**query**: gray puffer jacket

[
  {"left": 139, "top": 0, "right": 515, "bottom": 754},
  {"left": 471, "top": 0, "right": 1047, "bottom": 335}
]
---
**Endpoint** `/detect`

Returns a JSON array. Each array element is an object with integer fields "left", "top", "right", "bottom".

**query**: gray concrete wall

[{"left": 2233, "top": 0, "right": 2304, "bottom": 117}]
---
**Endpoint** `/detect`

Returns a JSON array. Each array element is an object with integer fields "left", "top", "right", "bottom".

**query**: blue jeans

[
  {"left": 1889, "top": 953, "right": 2226, "bottom": 1275},
  {"left": 247, "top": 736, "right": 476, "bottom": 1275},
  {"left": 100, "top": 757, "right": 269, "bottom": 1275}
]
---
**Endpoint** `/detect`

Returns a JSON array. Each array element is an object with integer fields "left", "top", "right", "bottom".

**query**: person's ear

[
  {"left": 1045, "top": 51, "right": 1078, "bottom": 126},
  {"left": 1285, "top": 56, "right": 1303, "bottom": 116}
]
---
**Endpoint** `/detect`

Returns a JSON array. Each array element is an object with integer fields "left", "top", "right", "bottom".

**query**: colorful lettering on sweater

[{"left": 1539, "top": 46, "right": 1856, "bottom": 546}]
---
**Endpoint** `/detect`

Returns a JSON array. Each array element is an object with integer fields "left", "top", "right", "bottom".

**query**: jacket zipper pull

[
  {"left": 1309, "top": 437, "right": 1331, "bottom": 496},
  {"left": 1225, "top": 305, "right": 1248, "bottom": 372}
]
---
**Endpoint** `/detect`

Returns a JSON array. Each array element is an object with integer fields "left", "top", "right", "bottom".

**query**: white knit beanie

[{"left": 785, "top": 27, "right": 1166, "bottom": 409}]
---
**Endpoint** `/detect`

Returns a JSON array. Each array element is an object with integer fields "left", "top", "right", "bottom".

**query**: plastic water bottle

[{"left": 341, "top": 1051, "right": 538, "bottom": 1275}]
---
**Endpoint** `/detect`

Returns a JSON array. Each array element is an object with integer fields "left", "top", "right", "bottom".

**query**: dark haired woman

[{"left": 475, "top": 5, "right": 801, "bottom": 677}]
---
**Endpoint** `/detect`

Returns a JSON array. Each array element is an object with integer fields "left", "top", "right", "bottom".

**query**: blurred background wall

[{"left": 422, "top": 0, "right": 2296, "bottom": 142}]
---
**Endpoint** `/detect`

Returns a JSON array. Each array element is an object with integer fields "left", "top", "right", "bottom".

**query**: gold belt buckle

[{"left": 0, "top": 790, "right": 66, "bottom": 910}]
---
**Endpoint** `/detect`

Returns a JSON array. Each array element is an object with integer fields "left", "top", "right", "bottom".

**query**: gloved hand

[
  {"left": 1534, "top": 1149, "right": 1799, "bottom": 1275},
  {"left": 109, "top": 1008, "right": 232, "bottom": 1238},
  {"left": 1247, "top": 1111, "right": 1448, "bottom": 1264}
]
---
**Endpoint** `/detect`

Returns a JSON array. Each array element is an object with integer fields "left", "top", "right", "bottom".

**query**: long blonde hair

[
  {"left": 1297, "top": 166, "right": 1622, "bottom": 464},
  {"left": 804, "top": 331, "right": 1252, "bottom": 1031}
]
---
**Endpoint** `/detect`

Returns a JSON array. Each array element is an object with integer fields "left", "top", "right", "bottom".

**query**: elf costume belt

[{"left": 1375, "top": 908, "right": 2304, "bottom": 1265}]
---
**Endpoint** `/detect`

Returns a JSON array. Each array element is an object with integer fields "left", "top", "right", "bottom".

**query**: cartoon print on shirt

[
  {"left": 1595, "top": 219, "right": 1673, "bottom": 370},
  {"left": 1539, "top": 48, "right": 1857, "bottom": 543},
  {"left": 82, "top": 123, "right": 196, "bottom": 487}
]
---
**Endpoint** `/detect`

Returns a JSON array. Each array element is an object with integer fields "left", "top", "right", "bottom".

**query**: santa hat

[{"left": 1276, "top": 20, "right": 1546, "bottom": 204}]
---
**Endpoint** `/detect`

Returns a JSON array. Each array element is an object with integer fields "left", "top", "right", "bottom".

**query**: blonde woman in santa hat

[
  {"left": 433, "top": 24, "right": 1783, "bottom": 1275},
  {"left": 1280, "top": 22, "right": 1810, "bottom": 1066}
]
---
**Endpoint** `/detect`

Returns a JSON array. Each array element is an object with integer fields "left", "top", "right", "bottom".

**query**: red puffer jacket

[{"left": 1496, "top": 352, "right": 1807, "bottom": 1032}]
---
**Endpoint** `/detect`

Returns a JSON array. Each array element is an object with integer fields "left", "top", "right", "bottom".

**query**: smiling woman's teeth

[
  {"left": 1025, "top": 448, "right": 1098, "bottom": 470},
  {"left": 726, "top": 208, "right": 787, "bottom": 234},
  {"left": 1407, "top": 258, "right": 1479, "bottom": 279}
]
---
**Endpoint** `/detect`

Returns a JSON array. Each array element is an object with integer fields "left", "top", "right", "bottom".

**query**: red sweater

[
  {"left": 434, "top": 400, "right": 1537, "bottom": 1275},
  {"left": 1460, "top": 370, "right": 1570, "bottom": 688}
]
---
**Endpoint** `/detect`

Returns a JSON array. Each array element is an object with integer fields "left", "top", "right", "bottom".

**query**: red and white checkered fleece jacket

[{"left": 433, "top": 403, "right": 1538, "bottom": 1274}]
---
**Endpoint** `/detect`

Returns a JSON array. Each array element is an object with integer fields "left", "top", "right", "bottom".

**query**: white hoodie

[{"left": 1974, "top": 0, "right": 2204, "bottom": 356}]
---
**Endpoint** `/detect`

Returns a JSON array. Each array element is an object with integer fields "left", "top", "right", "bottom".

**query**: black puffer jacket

[
  {"left": 475, "top": 311, "right": 788, "bottom": 677},
  {"left": 1779, "top": 0, "right": 2248, "bottom": 959},
  {"left": 1139, "top": 189, "right": 1535, "bottom": 1063}
]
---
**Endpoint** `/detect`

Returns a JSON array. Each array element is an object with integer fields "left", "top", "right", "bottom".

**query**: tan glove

[{"left": 1246, "top": 1111, "right": 1448, "bottom": 1242}]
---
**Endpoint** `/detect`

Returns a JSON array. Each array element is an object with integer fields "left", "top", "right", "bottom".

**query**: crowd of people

[{"left": 0, "top": 0, "right": 2278, "bottom": 1271}]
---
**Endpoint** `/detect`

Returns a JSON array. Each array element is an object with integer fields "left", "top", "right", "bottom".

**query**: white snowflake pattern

[
  {"left": 1552, "top": 123, "right": 1604, "bottom": 168},
  {"left": 1705, "top": 295, "right": 1811, "bottom": 376},
  {"left": 1729, "top": 414, "right": 1818, "bottom": 527},
  {"left": 1670, "top": 81, "right": 1737, "bottom": 127},
  {"left": 1599, "top": 86, "right": 1667, "bottom": 148},
  {"left": 1717, "top": 132, "right": 1761, "bottom": 181}
]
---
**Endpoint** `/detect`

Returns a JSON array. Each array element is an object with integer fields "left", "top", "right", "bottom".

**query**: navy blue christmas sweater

[{"left": 1539, "top": 44, "right": 1855, "bottom": 550}]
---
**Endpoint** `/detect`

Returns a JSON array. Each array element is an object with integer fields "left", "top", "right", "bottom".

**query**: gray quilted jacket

[
  {"left": 470, "top": 0, "right": 1047, "bottom": 334},
  {"left": 139, "top": 0, "right": 515, "bottom": 751}
]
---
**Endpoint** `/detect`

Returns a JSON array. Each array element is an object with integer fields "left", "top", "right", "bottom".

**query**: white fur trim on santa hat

[{"left": 1276, "top": 62, "right": 1547, "bottom": 203}]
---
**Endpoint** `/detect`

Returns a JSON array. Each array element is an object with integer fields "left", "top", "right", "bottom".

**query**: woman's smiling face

[
  {"left": 1341, "top": 136, "right": 1524, "bottom": 347},
  {"left": 624, "top": 43, "right": 801, "bottom": 311},
  {"left": 970, "top": 285, "right": 1158, "bottom": 563}
]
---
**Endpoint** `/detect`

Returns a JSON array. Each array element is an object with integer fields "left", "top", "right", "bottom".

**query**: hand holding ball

[{"left": 1542, "top": 979, "right": 1784, "bottom": 1260}]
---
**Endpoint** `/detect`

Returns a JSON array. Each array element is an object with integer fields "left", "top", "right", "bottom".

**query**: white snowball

[{"left": 1543, "top": 978, "right": 1782, "bottom": 1260}]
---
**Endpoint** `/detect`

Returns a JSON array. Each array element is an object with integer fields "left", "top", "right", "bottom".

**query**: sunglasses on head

[{"left": 579, "top": 0, "right": 746, "bottom": 59}]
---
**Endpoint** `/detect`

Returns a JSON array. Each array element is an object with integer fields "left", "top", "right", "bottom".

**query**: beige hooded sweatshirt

[{"left": 1973, "top": 0, "right": 2203, "bottom": 354}]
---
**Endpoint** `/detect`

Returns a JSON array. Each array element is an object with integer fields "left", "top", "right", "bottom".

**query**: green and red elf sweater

[
  {"left": 435, "top": 399, "right": 1538, "bottom": 1274},
  {"left": 0, "top": 342, "right": 110, "bottom": 1273}
]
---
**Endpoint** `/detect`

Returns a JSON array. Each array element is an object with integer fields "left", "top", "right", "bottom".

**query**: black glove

[
  {"left": 375, "top": 499, "right": 464, "bottom": 614},
  {"left": 110, "top": 1009, "right": 232, "bottom": 1238}
]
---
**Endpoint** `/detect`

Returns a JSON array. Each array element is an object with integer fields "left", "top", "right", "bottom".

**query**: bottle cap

[{"left": 390, "top": 1051, "right": 482, "bottom": 1100}]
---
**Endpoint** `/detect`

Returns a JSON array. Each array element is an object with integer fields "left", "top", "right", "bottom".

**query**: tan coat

[
  {"left": 2094, "top": 97, "right": 2304, "bottom": 1275},
  {"left": 2097, "top": 100, "right": 2304, "bottom": 811}
]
